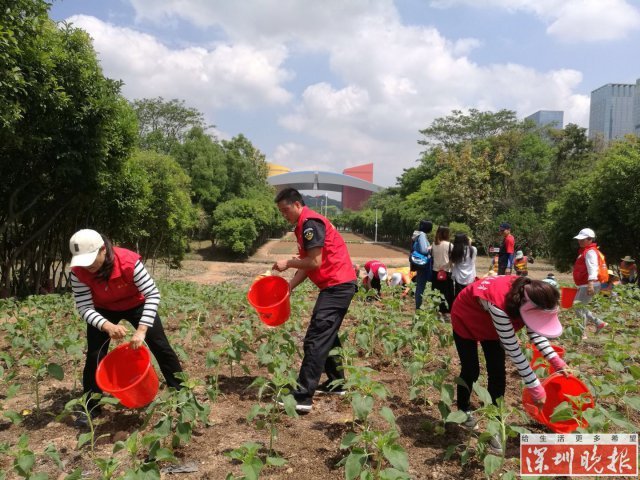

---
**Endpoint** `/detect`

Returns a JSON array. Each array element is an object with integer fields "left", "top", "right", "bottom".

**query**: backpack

[
  {"left": 409, "top": 235, "right": 431, "bottom": 271},
  {"left": 595, "top": 248, "right": 609, "bottom": 284}
]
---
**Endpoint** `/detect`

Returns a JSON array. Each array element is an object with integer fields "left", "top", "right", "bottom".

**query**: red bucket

[
  {"left": 523, "top": 373, "right": 595, "bottom": 433},
  {"left": 247, "top": 275, "right": 290, "bottom": 327},
  {"left": 560, "top": 287, "right": 578, "bottom": 308},
  {"left": 96, "top": 343, "right": 159, "bottom": 408},
  {"left": 529, "top": 344, "right": 566, "bottom": 374}
]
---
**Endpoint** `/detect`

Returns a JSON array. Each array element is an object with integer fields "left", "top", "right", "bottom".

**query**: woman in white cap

[
  {"left": 572, "top": 228, "right": 608, "bottom": 337},
  {"left": 450, "top": 276, "right": 567, "bottom": 453},
  {"left": 363, "top": 260, "right": 388, "bottom": 297},
  {"left": 68, "top": 229, "right": 183, "bottom": 426}
]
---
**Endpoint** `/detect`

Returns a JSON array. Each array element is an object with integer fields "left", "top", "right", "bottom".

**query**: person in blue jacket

[{"left": 412, "top": 219, "right": 433, "bottom": 310}]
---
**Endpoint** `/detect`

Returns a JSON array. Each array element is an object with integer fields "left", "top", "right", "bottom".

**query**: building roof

[{"left": 267, "top": 170, "right": 383, "bottom": 193}]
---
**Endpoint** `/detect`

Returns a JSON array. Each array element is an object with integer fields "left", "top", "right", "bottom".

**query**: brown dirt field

[{"left": 1, "top": 234, "right": 620, "bottom": 479}]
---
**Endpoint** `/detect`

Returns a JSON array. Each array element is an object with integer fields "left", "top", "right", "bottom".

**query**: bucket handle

[{"left": 97, "top": 338, "right": 150, "bottom": 368}]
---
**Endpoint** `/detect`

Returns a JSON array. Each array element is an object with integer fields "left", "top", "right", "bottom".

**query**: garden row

[{"left": 0, "top": 279, "right": 639, "bottom": 479}]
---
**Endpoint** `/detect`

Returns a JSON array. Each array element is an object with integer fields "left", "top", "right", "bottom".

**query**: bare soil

[{"left": 0, "top": 234, "right": 628, "bottom": 479}]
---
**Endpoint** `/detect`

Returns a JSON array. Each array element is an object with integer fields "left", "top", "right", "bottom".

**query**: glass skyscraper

[
  {"left": 588, "top": 83, "right": 636, "bottom": 141},
  {"left": 634, "top": 78, "right": 640, "bottom": 136},
  {"left": 525, "top": 110, "right": 564, "bottom": 128}
]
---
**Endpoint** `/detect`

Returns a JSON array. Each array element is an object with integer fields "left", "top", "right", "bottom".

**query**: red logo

[{"left": 521, "top": 434, "right": 638, "bottom": 476}]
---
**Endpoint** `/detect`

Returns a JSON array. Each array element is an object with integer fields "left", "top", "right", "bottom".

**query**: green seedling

[
  {"left": 60, "top": 392, "right": 119, "bottom": 454},
  {"left": 225, "top": 442, "right": 287, "bottom": 480}
]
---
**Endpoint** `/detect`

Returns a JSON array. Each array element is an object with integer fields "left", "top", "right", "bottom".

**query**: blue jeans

[{"left": 415, "top": 268, "right": 431, "bottom": 310}]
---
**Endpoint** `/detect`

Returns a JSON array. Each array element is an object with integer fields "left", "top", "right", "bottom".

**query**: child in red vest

[
  {"left": 572, "top": 228, "right": 608, "bottom": 338},
  {"left": 69, "top": 229, "right": 183, "bottom": 427}
]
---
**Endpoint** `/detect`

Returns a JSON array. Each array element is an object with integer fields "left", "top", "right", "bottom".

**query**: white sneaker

[
  {"left": 462, "top": 411, "right": 478, "bottom": 430},
  {"left": 488, "top": 434, "right": 503, "bottom": 455}
]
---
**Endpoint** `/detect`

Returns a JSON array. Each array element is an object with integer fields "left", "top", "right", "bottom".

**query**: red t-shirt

[{"left": 504, "top": 234, "right": 515, "bottom": 254}]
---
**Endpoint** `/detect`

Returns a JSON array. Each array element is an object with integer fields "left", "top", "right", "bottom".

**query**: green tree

[
  {"left": 548, "top": 136, "right": 640, "bottom": 270},
  {"left": 548, "top": 124, "right": 596, "bottom": 193},
  {"left": 211, "top": 193, "right": 285, "bottom": 255},
  {"left": 0, "top": 2, "right": 137, "bottom": 295},
  {"left": 172, "top": 127, "right": 227, "bottom": 211},
  {"left": 130, "top": 150, "right": 198, "bottom": 266},
  {"left": 585, "top": 136, "right": 640, "bottom": 264},
  {"left": 419, "top": 108, "right": 518, "bottom": 149},
  {"left": 131, "top": 97, "right": 205, "bottom": 154},
  {"left": 221, "top": 134, "right": 270, "bottom": 198}
]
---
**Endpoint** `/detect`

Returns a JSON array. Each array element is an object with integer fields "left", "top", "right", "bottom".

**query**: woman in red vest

[
  {"left": 69, "top": 229, "right": 183, "bottom": 426},
  {"left": 451, "top": 275, "right": 567, "bottom": 453},
  {"left": 572, "top": 228, "right": 608, "bottom": 338}
]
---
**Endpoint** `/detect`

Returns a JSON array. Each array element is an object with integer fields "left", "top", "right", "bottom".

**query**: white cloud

[
  {"left": 127, "top": 0, "right": 399, "bottom": 49},
  {"left": 430, "top": 0, "right": 640, "bottom": 42},
  {"left": 276, "top": 16, "right": 589, "bottom": 185},
  {"left": 67, "top": 15, "right": 293, "bottom": 109},
  {"left": 68, "top": 3, "right": 599, "bottom": 186}
]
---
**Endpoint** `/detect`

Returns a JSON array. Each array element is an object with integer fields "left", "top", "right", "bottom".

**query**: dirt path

[{"left": 159, "top": 235, "right": 572, "bottom": 286}]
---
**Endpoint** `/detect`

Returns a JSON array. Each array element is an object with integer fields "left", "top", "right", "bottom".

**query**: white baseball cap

[
  {"left": 515, "top": 250, "right": 524, "bottom": 259},
  {"left": 389, "top": 272, "right": 403, "bottom": 287},
  {"left": 377, "top": 267, "right": 388, "bottom": 282},
  {"left": 69, "top": 229, "right": 105, "bottom": 267},
  {"left": 574, "top": 228, "right": 595, "bottom": 240}
]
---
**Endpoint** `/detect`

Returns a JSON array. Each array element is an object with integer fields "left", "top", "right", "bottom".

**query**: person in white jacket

[{"left": 450, "top": 233, "right": 477, "bottom": 302}]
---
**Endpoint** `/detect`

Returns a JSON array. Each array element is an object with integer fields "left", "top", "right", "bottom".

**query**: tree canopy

[{"left": 338, "top": 108, "right": 634, "bottom": 270}]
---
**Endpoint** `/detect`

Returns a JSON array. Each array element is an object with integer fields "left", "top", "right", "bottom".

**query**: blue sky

[{"left": 50, "top": 0, "right": 640, "bottom": 186}]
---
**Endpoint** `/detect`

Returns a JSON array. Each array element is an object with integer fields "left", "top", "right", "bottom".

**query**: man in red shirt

[
  {"left": 497, "top": 222, "right": 515, "bottom": 275},
  {"left": 273, "top": 188, "right": 357, "bottom": 412}
]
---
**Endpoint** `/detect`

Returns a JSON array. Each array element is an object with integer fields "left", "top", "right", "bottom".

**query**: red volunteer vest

[
  {"left": 573, "top": 243, "right": 598, "bottom": 286},
  {"left": 364, "top": 260, "right": 386, "bottom": 279},
  {"left": 295, "top": 207, "right": 356, "bottom": 290},
  {"left": 72, "top": 247, "right": 145, "bottom": 311},
  {"left": 451, "top": 275, "right": 524, "bottom": 341}
]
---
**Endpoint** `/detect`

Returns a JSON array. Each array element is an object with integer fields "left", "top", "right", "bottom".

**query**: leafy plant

[
  {"left": 60, "top": 392, "right": 119, "bottom": 454},
  {"left": 225, "top": 442, "right": 286, "bottom": 480}
]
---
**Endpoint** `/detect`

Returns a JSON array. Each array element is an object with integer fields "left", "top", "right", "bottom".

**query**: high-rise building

[
  {"left": 634, "top": 78, "right": 640, "bottom": 136},
  {"left": 525, "top": 110, "right": 564, "bottom": 129},
  {"left": 589, "top": 83, "right": 636, "bottom": 141}
]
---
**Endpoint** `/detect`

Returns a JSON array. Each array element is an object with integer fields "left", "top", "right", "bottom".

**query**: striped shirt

[
  {"left": 480, "top": 299, "right": 558, "bottom": 389},
  {"left": 71, "top": 260, "right": 161, "bottom": 330}
]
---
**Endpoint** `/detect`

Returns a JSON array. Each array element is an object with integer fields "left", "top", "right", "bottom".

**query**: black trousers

[
  {"left": 83, "top": 304, "right": 183, "bottom": 404},
  {"left": 453, "top": 331, "right": 506, "bottom": 411},
  {"left": 370, "top": 277, "right": 382, "bottom": 295},
  {"left": 498, "top": 255, "right": 509, "bottom": 275},
  {"left": 296, "top": 281, "right": 356, "bottom": 400},
  {"left": 452, "top": 280, "right": 469, "bottom": 304},
  {"left": 431, "top": 271, "right": 454, "bottom": 313}
]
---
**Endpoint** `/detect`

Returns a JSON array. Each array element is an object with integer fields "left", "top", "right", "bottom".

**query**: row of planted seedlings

[
  {"left": 0, "top": 294, "right": 85, "bottom": 421},
  {"left": 0, "top": 280, "right": 251, "bottom": 479},
  {"left": 555, "top": 284, "right": 640, "bottom": 434},
  {"left": 2, "top": 278, "right": 639, "bottom": 479},
  {"left": 222, "top": 280, "right": 312, "bottom": 479},
  {"left": 328, "top": 287, "right": 415, "bottom": 479},
  {"left": 224, "top": 281, "right": 419, "bottom": 479}
]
